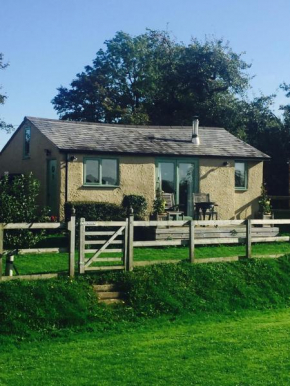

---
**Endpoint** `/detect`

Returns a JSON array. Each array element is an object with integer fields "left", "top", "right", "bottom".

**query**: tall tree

[
  {"left": 52, "top": 30, "right": 251, "bottom": 127},
  {"left": 0, "top": 52, "right": 13, "bottom": 132}
]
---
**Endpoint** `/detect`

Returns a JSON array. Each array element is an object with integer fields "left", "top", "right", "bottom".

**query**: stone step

[
  {"left": 93, "top": 284, "right": 118, "bottom": 292},
  {"left": 98, "top": 291, "right": 123, "bottom": 300},
  {"left": 101, "top": 299, "right": 125, "bottom": 305}
]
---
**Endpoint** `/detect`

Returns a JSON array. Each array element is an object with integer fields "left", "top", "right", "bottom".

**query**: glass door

[
  {"left": 157, "top": 159, "right": 197, "bottom": 216},
  {"left": 178, "top": 162, "right": 195, "bottom": 216}
]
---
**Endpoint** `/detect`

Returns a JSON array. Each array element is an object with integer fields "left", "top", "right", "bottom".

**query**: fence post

[
  {"left": 79, "top": 217, "right": 85, "bottom": 274},
  {"left": 189, "top": 220, "right": 195, "bottom": 263},
  {"left": 246, "top": 219, "right": 252, "bottom": 258},
  {"left": 123, "top": 218, "right": 129, "bottom": 270},
  {"left": 127, "top": 208, "right": 134, "bottom": 271},
  {"left": 69, "top": 208, "right": 76, "bottom": 277},
  {"left": 5, "top": 254, "right": 14, "bottom": 276},
  {"left": 0, "top": 224, "right": 3, "bottom": 280}
]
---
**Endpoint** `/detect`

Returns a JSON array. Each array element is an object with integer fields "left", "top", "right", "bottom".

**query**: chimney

[{"left": 192, "top": 116, "right": 200, "bottom": 145}]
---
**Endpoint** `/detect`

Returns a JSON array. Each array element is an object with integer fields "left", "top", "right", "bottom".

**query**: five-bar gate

[{"left": 78, "top": 218, "right": 129, "bottom": 273}]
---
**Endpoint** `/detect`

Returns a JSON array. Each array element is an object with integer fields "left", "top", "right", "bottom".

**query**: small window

[
  {"left": 84, "top": 158, "right": 118, "bottom": 186},
  {"left": 235, "top": 161, "right": 247, "bottom": 190},
  {"left": 24, "top": 127, "right": 31, "bottom": 158}
]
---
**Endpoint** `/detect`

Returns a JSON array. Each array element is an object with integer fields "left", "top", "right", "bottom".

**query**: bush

[
  {"left": 65, "top": 201, "right": 126, "bottom": 221},
  {"left": 0, "top": 173, "right": 48, "bottom": 248},
  {"left": 122, "top": 195, "right": 148, "bottom": 219}
]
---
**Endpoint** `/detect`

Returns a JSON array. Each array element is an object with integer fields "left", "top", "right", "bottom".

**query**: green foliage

[
  {"left": 52, "top": 30, "right": 250, "bottom": 127},
  {"left": 259, "top": 183, "right": 272, "bottom": 214},
  {"left": 152, "top": 196, "right": 166, "bottom": 214},
  {"left": 0, "top": 53, "right": 13, "bottom": 133},
  {"left": 120, "top": 257, "right": 290, "bottom": 317},
  {"left": 122, "top": 194, "right": 147, "bottom": 219},
  {"left": 3, "top": 257, "right": 290, "bottom": 337},
  {"left": 0, "top": 278, "right": 114, "bottom": 336},
  {"left": 65, "top": 201, "right": 126, "bottom": 221},
  {"left": 0, "top": 173, "right": 48, "bottom": 248}
]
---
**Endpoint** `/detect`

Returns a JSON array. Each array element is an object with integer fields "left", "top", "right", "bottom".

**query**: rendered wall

[
  {"left": 63, "top": 155, "right": 156, "bottom": 218},
  {"left": 199, "top": 159, "right": 263, "bottom": 219},
  {"left": 0, "top": 122, "right": 62, "bottom": 215}
]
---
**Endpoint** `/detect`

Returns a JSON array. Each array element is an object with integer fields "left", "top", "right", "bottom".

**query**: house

[{"left": 0, "top": 116, "right": 269, "bottom": 220}]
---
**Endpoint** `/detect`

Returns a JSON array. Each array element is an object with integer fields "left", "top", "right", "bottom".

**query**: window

[
  {"left": 84, "top": 158, "right": 118, "bottom": 186},
  {"left": 23, "top": 127, "right": 31, "bottom": 158},
  {"left": 235, "top": 161, "right": 247, "bottom": 190}
]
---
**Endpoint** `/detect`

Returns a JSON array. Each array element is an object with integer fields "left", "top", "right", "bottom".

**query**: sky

[{"left": 1, "top": 0, "right": 290, "bottom": 149}]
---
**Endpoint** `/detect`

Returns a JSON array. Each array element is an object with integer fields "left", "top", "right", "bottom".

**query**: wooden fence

[
  {"left": 0, "top": 215, "right": 76, "bottom": 281},
  {"left": 79, "top": 216, "right": 290, "bottom": 272},
  {"left": 1, "top": 215, "right": 290, "bottom": 279}
]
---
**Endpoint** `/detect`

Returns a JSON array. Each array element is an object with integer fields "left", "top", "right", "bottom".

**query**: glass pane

[
  {"left": 179, "top": 163, "right": 195, "bottom": 215},
  {"left": 102, "top": 159, "right": 118, "bottom": 185},
  {"left": 235, "top": 162, "right": 245, "bottom": 188},
  {"left": 24, "top": 128, "right": 31, "bottom": 156},
  {"left": 159, "top": 162, "right": 175, "bottom": 193},
  {"left": 85, "top": 159, "right": 99, "bottom": 183}
]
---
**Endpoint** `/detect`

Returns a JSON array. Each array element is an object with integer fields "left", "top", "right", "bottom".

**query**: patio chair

[
  {"left": 161, "top": 193, "right": 184, "bottom": 220},
  {"left": 193, "top": 193, "right": 218, "bottom": 220}
]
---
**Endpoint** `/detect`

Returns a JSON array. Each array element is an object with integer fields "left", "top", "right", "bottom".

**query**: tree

[
  {"left": 0, "top": 52, "right": 13, "bottom": 132},
  {"left": 52, "top": 30, "right": 251, "bottom": 127},
  {"left": 52, "top": 30, "right": 290, "bottom": 195}
]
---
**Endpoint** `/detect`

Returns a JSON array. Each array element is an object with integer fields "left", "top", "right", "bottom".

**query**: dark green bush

[
  {"left": 122, "top": 195, "right": 148, "bottom": 219},
  {"left": 0, "top": 173, "right": 49, "bottom": 248},
  {"left": 65, "top": 201, "right": 126, "bottom": 221}
]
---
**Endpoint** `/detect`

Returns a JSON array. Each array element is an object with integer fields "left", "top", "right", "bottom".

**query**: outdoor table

[{"left": 195, "top": 201, "right": 217, "bottom": 220}]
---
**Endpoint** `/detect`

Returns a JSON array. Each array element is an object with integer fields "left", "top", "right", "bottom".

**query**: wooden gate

[{"left": 78, "top": 218, "right": 128, "bottom": 273}]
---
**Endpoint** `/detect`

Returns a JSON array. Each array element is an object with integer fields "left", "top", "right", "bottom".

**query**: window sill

[
  {"left": 23, "top": 156, "right": 30, "bottom": 160},
  {"left": 235, "top": 187, "right": 248, "bottom": 191},
  {"left": 82, "top": 184, "right": 120, "bottom": 188}
]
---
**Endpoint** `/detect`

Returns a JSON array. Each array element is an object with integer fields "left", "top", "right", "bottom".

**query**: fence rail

[
  {"left": 0, "top": 215, "right": 76, "bottom": 280},
  {"left": 1, "top": 215, "right": 290, "bottom": 279}
]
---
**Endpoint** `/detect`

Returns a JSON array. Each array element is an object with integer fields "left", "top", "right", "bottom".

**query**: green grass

[
  {"left": 1, "top": 309, "right": 290, "bottom": 385},
  {"left": 9, "top": 241, "right": 290, "bottom": 275}
]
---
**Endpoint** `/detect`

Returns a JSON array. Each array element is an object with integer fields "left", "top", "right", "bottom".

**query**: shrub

[
  {"left": 65, "top": 201, "right": 126, "bottom": 221},
  {"left": 0, "top": 173, "right": 48, "bottom": 248},
  {"left": 122, "top": 195, "right": 148, "bottom": 219}
]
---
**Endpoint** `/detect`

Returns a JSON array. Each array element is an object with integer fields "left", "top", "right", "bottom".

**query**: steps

[{"left": 93, "top": 284, "right": 125, "bottom": 305}]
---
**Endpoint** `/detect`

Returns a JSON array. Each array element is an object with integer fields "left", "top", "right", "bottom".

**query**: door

[
  {"left": 157, "top": 159, "right": 197, "bottom": 216},
  {"left": 47, "top": 160, "right": 58, "bottom": 216}
]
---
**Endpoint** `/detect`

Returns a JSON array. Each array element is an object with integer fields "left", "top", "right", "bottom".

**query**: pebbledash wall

[
  {"left": 0, "top": 122, "right": 263, "bottom": 220},
  {"left": 63, "top": 154, "right": 263, "bottom": 220}
]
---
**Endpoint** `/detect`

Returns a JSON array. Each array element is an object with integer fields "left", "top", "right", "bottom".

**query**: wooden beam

[
  {"left": 246, "top": 219, "right": 252, "bottom": 258},
  {"left": 189, "top": 220, "right": 195, "bottom": 263}
]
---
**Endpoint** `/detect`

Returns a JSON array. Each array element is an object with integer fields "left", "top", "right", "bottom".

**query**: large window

[
  {"left": 23, "top": 127, "right": 31, "bottom": 158},
  {"left": 235, "top": 161, "right": 247, "bottom": 190},
  {"left": 84, "top": 158, "right": 118, "bottom": 186}
]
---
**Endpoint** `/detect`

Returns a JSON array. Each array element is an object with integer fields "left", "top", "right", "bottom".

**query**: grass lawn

[
  {"left": 1, "top": 308, "right": 290, "bottom": 385},
  {"left": 9, "top": 241, "right": 290, "bottom": 275}
]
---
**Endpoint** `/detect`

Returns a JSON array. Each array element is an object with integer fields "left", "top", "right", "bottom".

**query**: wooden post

[
  {"left": 189, "top": 220, "right": 195, "bottom": 263},
  {"left": 79, "top": 217, "right": 85, "bottom": 274},
  {"left": 69, "top": 209, "right": 76, "bottom": 277},
  {"left": 5, "top": 255, "right": 14, "bottom": 276},
  {"left": 123, "top": 218, "right": 129, "bottom": 271},
  {"left": 246, "top": 219, "right": 252, "bottom": 258},
  {"left": 127, "top": 209, "right": 134, "bottom": 271},
  {"left": 0, "top": 224, "right": 3, "bottom": 280}
]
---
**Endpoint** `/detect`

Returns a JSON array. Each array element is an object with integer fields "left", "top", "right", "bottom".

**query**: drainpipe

[{"left": 192, "top": 116, "right": 200, "bottom": 145}]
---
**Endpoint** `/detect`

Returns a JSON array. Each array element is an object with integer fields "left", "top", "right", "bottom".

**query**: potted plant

[
  {"left": 152, "top": 188, "right": 167, "bottom": 220},
  {"left": 258, "top": 183, "right": 273, "bottom": 222}
]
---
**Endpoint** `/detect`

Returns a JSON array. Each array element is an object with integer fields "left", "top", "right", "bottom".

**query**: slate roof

[{"left": 25, "top": 116, "right": 269, "bottom": 160}]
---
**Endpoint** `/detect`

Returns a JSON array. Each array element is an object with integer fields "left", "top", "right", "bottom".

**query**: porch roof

[{"left": 26, "top": 116, "right": 269, "bottom": 160}]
